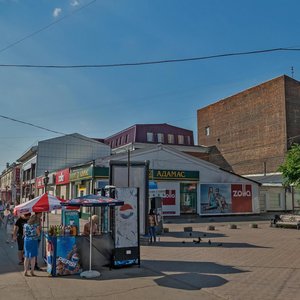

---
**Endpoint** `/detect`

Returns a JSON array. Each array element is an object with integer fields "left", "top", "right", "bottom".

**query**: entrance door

[{"left": 180, "top": 183, "right": 197, "bottom": 214}]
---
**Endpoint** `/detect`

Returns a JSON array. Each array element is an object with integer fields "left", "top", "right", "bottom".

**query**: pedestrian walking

[
  {"left": 12, "top": 213, "right": 31, "bottom": 265},
  {"left": 23, "top": 214, "right": 41, "bottom": 276},
  {"left": 148, "top": 209, "right": 158, "bottom": 243}
]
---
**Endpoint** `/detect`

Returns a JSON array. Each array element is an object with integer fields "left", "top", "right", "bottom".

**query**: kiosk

[{"left": 45, "top": 188, "right": 140, "bottom": 277}]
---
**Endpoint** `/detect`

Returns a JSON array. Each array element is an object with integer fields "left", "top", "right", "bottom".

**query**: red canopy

[{"left": 14, "top": 193, "right": 66, "bottom": 216}]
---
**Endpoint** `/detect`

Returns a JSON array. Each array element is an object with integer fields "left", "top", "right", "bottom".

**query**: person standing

[
  {"left": 5, "top": 208, "right": 14, "bottom": 243},
  {"left": 83, "top": 215, "right": 99, "bottom": 235},
  {"left": 12, "top": 213, "right": 31, "bottom": 265},
  {"left": 148, "top": 209, "right": 158, "bottom": 243},
  {"left": 33, "top": 212, "right": 43, "bottom": 271},
  {"left": 23, "top": 214, "right": 41, "bottom": 276}
]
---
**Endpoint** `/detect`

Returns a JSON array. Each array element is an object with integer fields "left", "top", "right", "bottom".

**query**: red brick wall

[
  {"left": 285, "top": 77, "right": 300, "bottom": 147},
  {"left": 197, "top": 76, "right": 289, "bottom": 175}
]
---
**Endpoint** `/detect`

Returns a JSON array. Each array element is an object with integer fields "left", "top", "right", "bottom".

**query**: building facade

[
  {"left": 96, "top": 144, "right": 260, "bottom": 218},
  {"left": 0, "top": 163, "right": 21, "bottom": 206},
  {"left": 197, "top": 75, "right": 300, "bottom": 175},
  {"left": 197, "top": 75, "right": 300, "bottom": 211},
  {"left": 18, "top": 133, "right": 111, "bottom": 202}
]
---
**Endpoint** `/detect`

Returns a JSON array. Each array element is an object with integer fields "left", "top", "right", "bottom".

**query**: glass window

[
  {"left": 268, "top": 192, "right": 281, "bottom": 209},
  {"left": 178, "top": 135, "right": 184, "bottom": 145},
  {"left": 180, "top": 183, "right": 197, "bottom": 214},
  {"left": 147, "top": 132, "right": 154, "bottom": 142},
  {"left": 157, "top": 133, "right": 164, "bottom": 143},
  {"left": 168, "top": 134, "right": 174, "bottom": 144},
  {"left": 205, "top": 126, "right": 210, "bottom": 136}
]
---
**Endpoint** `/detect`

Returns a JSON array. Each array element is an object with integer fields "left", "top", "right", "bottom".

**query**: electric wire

[
  {"left": 1, "top": 47, "right": 300, "bottom": 69},
  {"left": 0, "top": 0, "right": 97, "bottom": 55}
]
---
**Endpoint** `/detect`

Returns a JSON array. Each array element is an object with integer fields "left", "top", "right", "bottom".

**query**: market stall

[{"left": 46, "top": 194, "right": 124, "bottom": 278}]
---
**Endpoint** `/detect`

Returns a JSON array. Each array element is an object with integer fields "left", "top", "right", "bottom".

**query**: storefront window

[{"left": 180, "top": 183, "right": 197, "bottom": 214}]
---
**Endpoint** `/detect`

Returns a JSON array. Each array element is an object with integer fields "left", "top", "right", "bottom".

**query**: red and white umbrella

[{"left": 13, "top": 193, "right": 65, "bottom": 216}]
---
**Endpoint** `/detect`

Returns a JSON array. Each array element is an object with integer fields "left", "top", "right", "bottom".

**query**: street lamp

[
  {"left": 43, "top": 170, "right": 49, "bottom": 194},
  {"left": 5, "top": 185, "right": 9, "bottom": 205}
]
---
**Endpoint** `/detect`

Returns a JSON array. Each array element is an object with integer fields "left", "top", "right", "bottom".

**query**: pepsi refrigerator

[{"left": 113, "top": 187, "right": 140, "bottom": 267}]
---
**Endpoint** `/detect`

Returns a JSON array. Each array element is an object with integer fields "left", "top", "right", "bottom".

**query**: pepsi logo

[{"left": 119, "top": 203, "right": 134, "bottom": 219}]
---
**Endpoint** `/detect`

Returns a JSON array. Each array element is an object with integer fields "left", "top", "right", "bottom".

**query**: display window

[{"left": 180, "top": 183, "right": 197, "bottom": 214}]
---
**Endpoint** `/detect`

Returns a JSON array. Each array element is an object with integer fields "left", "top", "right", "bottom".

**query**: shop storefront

[
  {"left": 55, "top": 168, "right": 70, "bottom": 200},
  {"left": 149, "top": 169, "right": 200, "bottom": 216},
  {"left": 70, "top": 165, "right": 109, "bottom": 218}
]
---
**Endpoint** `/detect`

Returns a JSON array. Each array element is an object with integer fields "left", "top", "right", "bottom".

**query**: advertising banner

[
  {"left": 114, "top": 187, "right": 139, "bottom": 267},
  {"left": 231, "top": 184, "right": 252, "bottom": 212},
  {"left": 61, "top": 210, "right": 80, "bottom": 232},
  {"left": 200, "top": 184, "right": 253, "bottom": 214},
  {"left": 115, "top": 188, "right": 138, "bottom": 248},
  {"left": 55, "top": 168, "right": 70, "bottom": 185},
  {"left": 55, "top": 236, "right": 82, "bottom": 276},
  {"left": 162, "top": 189, "right": 177, "bottom": 216}
]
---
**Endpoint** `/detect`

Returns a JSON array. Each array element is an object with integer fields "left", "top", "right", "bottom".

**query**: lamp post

[
  {"left": 43, "top": 170, "right": 49, "bottom": 194},
  {"left": 5, "top": 185, "right": 9, "bottom": 205}
]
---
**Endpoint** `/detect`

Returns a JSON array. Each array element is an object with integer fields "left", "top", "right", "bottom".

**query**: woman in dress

[{"left": 23, "top": 214, "right": 41, "bottom": 276}]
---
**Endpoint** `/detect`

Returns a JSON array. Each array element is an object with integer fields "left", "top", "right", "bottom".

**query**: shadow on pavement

[
  {"left": 154, "top": 272, "right": 228, "bottom": 290},
  {"left": 148, "top": 240, "right": 271, "bottom": 248},
  {"left": 142, "top": 259, "right": 247, "bottom": 274},
  {"left": 162, "top": 231, "right": 227, "bottom": 239},
  {"left": 50, "top": 259, "right": 245, "bottom": 291}
]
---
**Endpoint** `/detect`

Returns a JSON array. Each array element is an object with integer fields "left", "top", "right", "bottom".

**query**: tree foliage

[{"left": 278, "top": 144, "right": 300, "bottom": 187}]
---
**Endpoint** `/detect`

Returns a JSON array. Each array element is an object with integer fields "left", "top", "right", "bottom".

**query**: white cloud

[
  {"left": 53, "top": 8, "right": 62, "bottom": 18},
  {"left": 70, "top": 0, "right": 80, "bottom": 7}
]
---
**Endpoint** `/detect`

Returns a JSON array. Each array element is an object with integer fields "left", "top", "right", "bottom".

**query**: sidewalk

[{"left": 1, "top": 215, "right": 300, "bottom": 299}]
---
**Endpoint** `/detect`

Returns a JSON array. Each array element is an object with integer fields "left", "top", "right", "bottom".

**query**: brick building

[{"left": 197, "top": 75, "right": 300, "bottom": 176}]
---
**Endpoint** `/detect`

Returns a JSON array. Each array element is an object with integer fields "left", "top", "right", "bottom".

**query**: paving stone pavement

[{"left": 1, "top": 214, "right": 300, "bottom": 300}]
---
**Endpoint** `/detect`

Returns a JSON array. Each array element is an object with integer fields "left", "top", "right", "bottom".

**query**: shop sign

[
  {"left": 15, "top": 168, "right": 20, "bottom": 183},
  {"left": 162, "top": 189, "right": 176, "bottom": 205},
  {"left": 149, "top": 169, "right": 199, "bottom": 181},
  {"left": 70, "top": 166, "right": 93, "bottom": 181},
  {"left": 55, "top": 168, "right": 70, "bottom": 185},
  {"left": 94, "top": 167, "right": 109, "bottom": 179},
  {"left": 231, "top": 184, "right": 252, "bottom": 212},
  {"left": 36, "top": 176, "right": 44, "bottom": 189}
]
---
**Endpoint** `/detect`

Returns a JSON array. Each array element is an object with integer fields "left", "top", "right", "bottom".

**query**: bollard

[
  {"left": 207, "top": 225, "right": 215, "bottom": 231},
  {"left": 228, "top": 224, "right": 237, "bottom": 229}
]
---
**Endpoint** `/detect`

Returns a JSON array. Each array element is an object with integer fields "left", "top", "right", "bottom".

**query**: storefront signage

[
  {"left": 200, "top": 183, "right": 253, "bottom": 215},
  {"left": 94, "top": 167, "right": 109, "bottom": 179},
  {"left": 70, "top": 166, "right": 93, "bottom": 181},
  {"left": 15, "top": 168, "right": 20, "bottom": 183},
  {"left": 70, "top": 166, "right": 109, "bottom": 182},
  {"left": 36, "top": 176, "right": 44, "bottom": 189},
  {"left": 55, "top": 168, "right": 70, "bottom": 185},
  {"left": 149, "top": 169, "right": 199, "bottom": 181}
]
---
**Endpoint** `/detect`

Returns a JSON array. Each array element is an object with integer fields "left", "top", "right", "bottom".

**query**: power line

[
  {"left": 1, "top": 47, "right": 300, "bottom": 69},
  {"left": 0, "top": 114, "right": 66, "bottom": 135},
  {"left": 0, "top": 0, "right": 97, "bottom": 55}
]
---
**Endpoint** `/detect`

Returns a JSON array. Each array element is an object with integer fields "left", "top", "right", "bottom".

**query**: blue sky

[{"left": 1, "top": 0, "right": 300, "bottom": 169}]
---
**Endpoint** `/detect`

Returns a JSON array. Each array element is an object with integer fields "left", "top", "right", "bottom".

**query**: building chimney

[{"left": 6, "top": 162, "right": 9, "bottom": 169}]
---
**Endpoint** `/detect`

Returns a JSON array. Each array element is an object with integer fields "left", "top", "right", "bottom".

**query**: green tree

[{"left": 279, "top": 144, "right": 300, "bottom": 188}]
